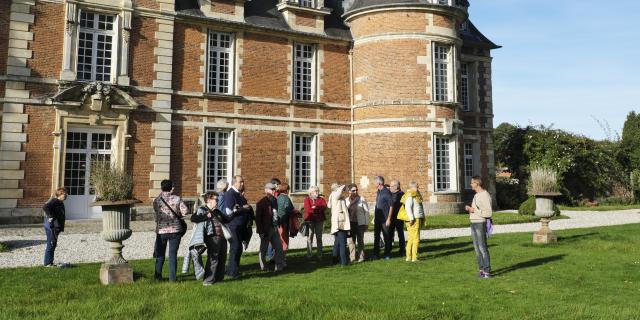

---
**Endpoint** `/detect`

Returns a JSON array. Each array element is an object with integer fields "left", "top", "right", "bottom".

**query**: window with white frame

[
  {"left": 77, "top": 11, "right": 116, "bottom": 82},
  {"left": 460, "top": 63, "right": 470, "bottom": 111},
  {"left": 299, "top": 0, "right": 314, "bottom": 7},
  {"left": 435, "top": 135, "right": 457, "bottom": 192},
  {"left": 436, "top": 0, "right": 451, "bottom": 5},
  {"left": 293, "top": 43, "right": 315, "bottom": 102},
  {"left": 292, "top": 134, "right": 316, "bottom": 193},
  {"left": 207, "top": 30, "right": 234, "bottom": 94},
  {"left": 205, "top": 130, "right": 234, "bottom": 192},
  {"left": 464, "top": 142, "right": 474, "bottom": 188},
  {"left": 433, "top": 44, "right": 452, "bottom": 102}
]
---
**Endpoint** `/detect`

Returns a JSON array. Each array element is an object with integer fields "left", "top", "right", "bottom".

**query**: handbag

[
  {"left": 206, "top": 207, "right": 234, "bottom": 241},
  {"left": 159, "top": 196, "right": 187, "bottom": 237},
  {"left": 299, "top": 221, "right": 310, "bottom": 237}
]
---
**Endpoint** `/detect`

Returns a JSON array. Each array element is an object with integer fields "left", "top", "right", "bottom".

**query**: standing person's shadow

[{"left": 491, "top": 254, "right": 566, "bottom": 276}]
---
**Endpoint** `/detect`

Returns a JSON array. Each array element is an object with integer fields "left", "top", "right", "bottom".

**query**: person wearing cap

[
  {"left": 329, "top": 184, "right": 350, "bottom": 265},
  {"left": 255, "top": 182, "right": 285, "bottom": 271}
]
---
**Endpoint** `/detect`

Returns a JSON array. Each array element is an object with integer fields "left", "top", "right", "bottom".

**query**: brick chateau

[{"left": 0, "top": 0, "right": 499, "bottom": 223}]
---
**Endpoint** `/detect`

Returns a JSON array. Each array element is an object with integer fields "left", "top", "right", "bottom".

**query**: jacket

[
  {"left": 469, "top": 190, "right": 493, "bottom": 223},
  {"left": 43, "top": 198, "right": 66, "bottom": 231},
  {"left": 189, "top": 205, "right": 226, "bottom": 246},
  {"left": 153, "top": 192, "right": 189, "bottom": 234},
  {"left": 403, "top": 190, "right": 425, "bottom": 221},
  {"left": 256, "top": 195, "right": 278, "bottom": 235},
  {"left": 329, "top": 188, "right": 351, "bottom": 234},
  {"left": 345, "top": 196, "right": 370, "bottom": 226},
  {"left": 223, "top": 187, "right": 251, "bottom": 228},
  {"left": 303, "top": 196, "right": 327, "bottom": 222}
]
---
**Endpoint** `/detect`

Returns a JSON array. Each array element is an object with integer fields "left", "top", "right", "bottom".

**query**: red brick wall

[
  {"left": 211, "top": 0, "right": 235, "bottom": 14},
  {"left": 240, "top": 33, "right": 289, "bottom": 99},
  {"left": 433, "top": 14, "right": 455, "bottom": 28},
  {"left": 349, "top": 11, "right": 427, "bottom": 39},
  {"left": 129, "top": 16, "right": 157, "bottom": 88},
  {"left": 170, "top": 126, "right": 200, "bottom": 197},
  {"left": 321, "top": 44, "right": 350, "bottom": 105},
  {"left": 173, "top": 96, "right": 202, "bottom": 112},
  {"left": 18, "top": 106, "right": 55, "bottom": 207},
  {"left": 173, "top": 22, "right": 204, "bottom": 92},
  {"left": 28, "top": 2, "right": 64, "bottom": 79},
  {"left": 354, "top": 105, "right": 431, "bottom": 121},
  {"left": 0, "top": 0, "right": 10, "bottom": 76},
  {"left": 241, "top": 102, "right": 289, "bottom": 117},
  {"left": 296, "top": 13, "right": 316, "bottom": 28},
  {"left": 238, "top": 130, "right": 288, "bottom": 204},
  {"left": 136, "top": 0, "right": 160, "bottom": 10},
  {"left": 320, "top": 133, "right": 351, "bottom": 189},
  {"left": 353, "top": 40, "right": 429, "bottom": 103},
  {"left": 127, "top": 112, "right": 155, "bottom": 204}
]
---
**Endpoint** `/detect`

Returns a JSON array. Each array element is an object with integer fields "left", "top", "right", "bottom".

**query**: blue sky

[{"left": 469, "top": 0, "right": 640, "bottom": 140}]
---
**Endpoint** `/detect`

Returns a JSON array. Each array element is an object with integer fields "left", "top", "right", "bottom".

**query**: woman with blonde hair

[
  {"left": 329, "top": 184, "right": 350, "bottom": 265},
  {"left": 403, "top": 181, "right": 425, "bottom": 262}
]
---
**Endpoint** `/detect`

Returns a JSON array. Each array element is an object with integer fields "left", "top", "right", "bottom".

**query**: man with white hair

[{"left": 216, "top": 178, "right": 229, "bottom": 212}]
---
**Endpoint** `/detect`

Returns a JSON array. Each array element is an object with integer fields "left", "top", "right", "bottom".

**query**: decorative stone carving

[{"left": 48, "top": 81, "right": 139, "bottom": 114}]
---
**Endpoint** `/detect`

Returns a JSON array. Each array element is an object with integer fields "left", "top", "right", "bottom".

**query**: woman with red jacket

[{"left": 303, "top": 185, "right": 328, "bottom": 259}]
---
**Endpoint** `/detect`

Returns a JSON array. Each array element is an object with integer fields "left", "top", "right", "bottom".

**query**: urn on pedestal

[
  {"left": 528, "top": 166, "right": 561, "bottom": 244},
  {"left": 90, "top": 161, "right": 139, "bottom": 284}
]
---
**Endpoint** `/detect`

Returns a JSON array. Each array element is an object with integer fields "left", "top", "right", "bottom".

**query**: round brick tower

[{"left": 345, "top": 0, "right": 470, "bottom": 214}]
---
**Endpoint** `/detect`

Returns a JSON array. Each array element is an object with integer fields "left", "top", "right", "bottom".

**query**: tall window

[
  {"left": 292, "top": 134, "right": 316, "bottom": 193},
  {"left": 207, "top": 30, "right": 234, "bottom": 94},
  {"left": 460, "top": 63, "right": 470, "bottom": 111},
  {"left": 293, "top": 43, "right": 315, "bottom": 102},
  {"left": 205, "top": 130, "right": 233, "bottom": 192},
  {"left": 433, "top": 44, "right": 451, "bottom": 102},
  {"left": 77, "top": 11, "right": 116, "bottom": 82},
  {"left": 435, "top": 136, "right": 457, "bottom": 192},
  {"left": 464, "top": 143, "right": 474, "bottom": 188},
  {"left": 299, "top": 0, "right": 314, "bottom": 7}
]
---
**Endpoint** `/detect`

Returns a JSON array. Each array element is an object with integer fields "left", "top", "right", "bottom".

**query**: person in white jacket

[
  {"left": 465, "top": 176, "right": 493, "bottom": 279},
  {"left": 403, "top": 181, "right": 425, "bottom": 262},
  {"left": 345, "top": 183, "right": 369, "bottom": 262},
  {"left": 329, "top": 184, "right": 350, "bottom": 265}
]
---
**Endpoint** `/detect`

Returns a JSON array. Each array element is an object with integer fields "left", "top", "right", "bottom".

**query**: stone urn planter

[
  {"left": 531, "top": 192, "right": 561, "bottom": 244},
  {"left": 92, "top": 200, "right": 139, "bottom": 284}
]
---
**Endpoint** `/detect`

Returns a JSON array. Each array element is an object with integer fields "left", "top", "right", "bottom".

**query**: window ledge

[
  {"left": 291, "top": 99, "right": 324, "bottom": 107},
  {"left": 203, "top": 92, "right": 244, "bottom": 101},
  {"left": 276, "top": 3, "right": 331, "bottom": 16}
]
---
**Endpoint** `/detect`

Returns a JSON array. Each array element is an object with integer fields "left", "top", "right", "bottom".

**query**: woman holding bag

[{"left": 191, "top": 192, "right": 228, "bottom": 285}]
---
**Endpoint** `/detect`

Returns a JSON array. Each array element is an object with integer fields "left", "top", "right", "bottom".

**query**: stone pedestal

[
  {"left": 533, "top": 218, "right": 557, "bottom": 244},
  {"left": 100, "top": 263, "right": 133, "bottom": 284}
]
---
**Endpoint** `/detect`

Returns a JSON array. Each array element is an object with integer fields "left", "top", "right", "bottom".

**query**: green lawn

[
  {"left": 558, "top": 204, "right": 640, "bottom": 211},
  {"left": 2, "top": 224, "right": 640, "bottom": 319},
  {"left": 424, "top": 212, "right": 568, "bottom": 229}
]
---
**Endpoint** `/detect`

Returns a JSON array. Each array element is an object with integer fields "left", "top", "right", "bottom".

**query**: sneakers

[
  {"left": 384, "top": 256, "right": 391, "bottom": 260},
  {"left": 479, "top": 270, "right": 493, "bottom": 279},
  {"left": 203, "top": 282, "right": 213, "bottom": 286}
]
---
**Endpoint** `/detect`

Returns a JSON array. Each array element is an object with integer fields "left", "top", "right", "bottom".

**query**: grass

[
  {"left": 0, "top": 242, "right": 8, "bottom": 253},
  {"left": 558, "top": 204, "right": 640, "bottom": 211},
  {"left": 424, "top": 212, "right": 568, "bottom": 229},
  {"left": 2, "top": 224, "right": 640, "bottom": 319}
]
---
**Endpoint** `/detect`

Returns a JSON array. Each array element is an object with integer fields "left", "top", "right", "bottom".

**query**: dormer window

[{"left": 460, "top": 20, "right": 469, "bottom": 32}]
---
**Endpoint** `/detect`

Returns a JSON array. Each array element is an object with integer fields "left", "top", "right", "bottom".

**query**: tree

[{"left": 621, "top": 111, "right": 640, "bottom": 171}]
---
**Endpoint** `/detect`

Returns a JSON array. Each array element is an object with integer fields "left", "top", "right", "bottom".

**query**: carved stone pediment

[{"left": 47, "top": 82, "right": 139, "bottom": 114}]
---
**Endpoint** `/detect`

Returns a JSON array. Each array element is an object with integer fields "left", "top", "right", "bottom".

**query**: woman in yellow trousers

[{"left": 403, "top": 182, "right": 425, "bottom": 262}]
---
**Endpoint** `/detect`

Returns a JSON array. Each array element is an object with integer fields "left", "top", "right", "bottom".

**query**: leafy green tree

[{"left": 621, "top": 111, "right": 640, "bottom": 171}]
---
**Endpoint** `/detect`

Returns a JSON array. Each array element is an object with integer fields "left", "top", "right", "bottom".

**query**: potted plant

[
  {"left": 528, "top": 165, "right": 561, "bottom": 243},
  {"left": 90, "top": 161, "right": 138, "bottom": 284}
]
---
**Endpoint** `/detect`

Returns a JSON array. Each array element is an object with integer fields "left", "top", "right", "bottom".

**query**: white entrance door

[{"left": 63, "top": 128, "right": 114, "bottom": 220}]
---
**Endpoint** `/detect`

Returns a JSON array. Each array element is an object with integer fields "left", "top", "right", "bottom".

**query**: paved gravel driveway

[{"left": 1, "top": 210, "right": 638, "bottom": 269}]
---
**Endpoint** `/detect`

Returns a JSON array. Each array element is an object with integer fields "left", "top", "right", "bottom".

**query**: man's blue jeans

[
  {"left": 44, "top": 219, "right": 60, "bottom": 266},
  {"left": 226, "top": 225, "right": 244, "bottom": 277},
  {"left": 154, "top": 233, "right": 182, "bottom": 281}
]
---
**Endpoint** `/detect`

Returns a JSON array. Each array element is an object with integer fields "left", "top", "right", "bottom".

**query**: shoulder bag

[{"left": 159, "top": 196, "right": 187, "bottom": 237}]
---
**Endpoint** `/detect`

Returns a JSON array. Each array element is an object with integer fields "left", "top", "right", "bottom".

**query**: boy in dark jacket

[{"left": 42, "top": 187, "right": 68, "bottom": 266}]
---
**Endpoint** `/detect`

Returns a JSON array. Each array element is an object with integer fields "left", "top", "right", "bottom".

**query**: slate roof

[{"left": 173, "top": 0, "right": 497, "bottom": 48}]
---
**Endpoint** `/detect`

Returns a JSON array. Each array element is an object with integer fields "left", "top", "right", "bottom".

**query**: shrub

[
  {"left": 528, "top": 166, "right": 559, "bottom": 195},
  {"left": 90, "top": 161, "right": 134, "bottom": 202},
  {"left": 518, "top": 196, "right": 560, "bottom": 216},
  {"left": 496, "top": 177, "right": 527, "bottom": 210}
]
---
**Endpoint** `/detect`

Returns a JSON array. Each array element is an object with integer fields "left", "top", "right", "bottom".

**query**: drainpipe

[{"left": 349, "top": 46, "right": 355, "bottom": 184}]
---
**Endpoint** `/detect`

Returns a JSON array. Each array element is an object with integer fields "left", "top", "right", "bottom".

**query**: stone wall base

[{"left": 100, "top": 263, "right": 134, "bottom": 285}]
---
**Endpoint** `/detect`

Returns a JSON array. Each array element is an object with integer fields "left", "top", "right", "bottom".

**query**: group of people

[{"left": 41, "top": 174, "right": 494, "bottom": 283}]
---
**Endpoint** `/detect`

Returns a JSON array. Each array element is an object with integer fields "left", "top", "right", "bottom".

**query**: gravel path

[{"left": 1, "top": 209, "right": 639, "bottom": 269}]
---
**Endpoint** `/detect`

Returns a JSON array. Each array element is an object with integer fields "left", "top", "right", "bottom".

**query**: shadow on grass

[
  {"left": 492, "top": 254, "right": 566, "bottom": 276},
  {"left": 557, "top": 232, "right": 599, "bottom": 242}
]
